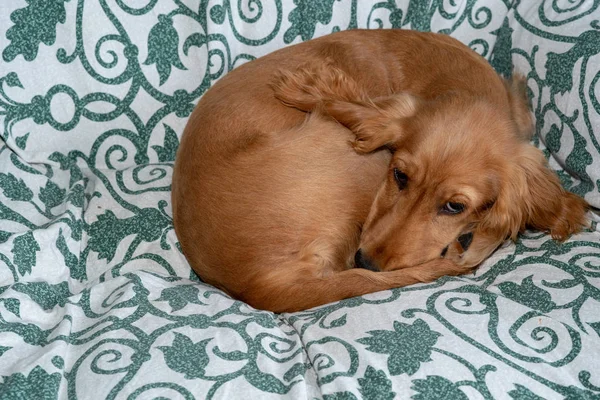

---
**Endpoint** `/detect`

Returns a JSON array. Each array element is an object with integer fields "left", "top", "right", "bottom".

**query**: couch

[{"left": 1, "top": 1, "right": 600, "bottom": 398}]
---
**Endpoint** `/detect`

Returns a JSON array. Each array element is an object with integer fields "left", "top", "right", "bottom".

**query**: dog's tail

[{"left": 270, "top": 61, "right": 368, "bottom": 112}]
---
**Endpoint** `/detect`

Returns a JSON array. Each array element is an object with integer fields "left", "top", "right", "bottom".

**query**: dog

[{"left": 172, "top": 29, "right": 588, "bottom": 313}]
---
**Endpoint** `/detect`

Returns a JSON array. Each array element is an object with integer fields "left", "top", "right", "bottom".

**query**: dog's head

[{"left": 324, "top": 78, "right": 589, "bottom": 271}]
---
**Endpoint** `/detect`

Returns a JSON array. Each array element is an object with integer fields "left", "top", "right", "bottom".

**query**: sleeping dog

[{"left": 172, "top": 30, "right": 588, "bottom": 312}]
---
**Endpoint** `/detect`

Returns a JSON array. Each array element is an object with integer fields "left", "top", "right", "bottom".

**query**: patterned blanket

[{"left": 1, "top": 1, "right": 600, "bottom": 399}]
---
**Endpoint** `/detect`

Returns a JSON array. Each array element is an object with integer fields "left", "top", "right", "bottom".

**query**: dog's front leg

[{"left": 239, "top": 259, "right": 473, "bottom": 313}]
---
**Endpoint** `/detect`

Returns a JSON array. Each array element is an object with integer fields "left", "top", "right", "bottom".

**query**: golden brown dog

[{"left": 172, "top": 29, "right": 588, "bottom": 313}]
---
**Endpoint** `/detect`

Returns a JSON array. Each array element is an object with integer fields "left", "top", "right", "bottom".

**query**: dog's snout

[{"left": 354, "top": 249, "right": 379, "bottom": 272}]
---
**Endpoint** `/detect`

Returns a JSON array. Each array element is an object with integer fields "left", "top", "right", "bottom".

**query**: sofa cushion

[{"left": 2, "top": 1, "right": 599, "bottom": 399}]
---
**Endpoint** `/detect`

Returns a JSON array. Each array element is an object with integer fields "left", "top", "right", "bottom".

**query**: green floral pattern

[
  {"left": 507, "top": 1, "right": 600, "bottom": 206},
  {"left": 1, "top": 1, "right": 600, "bottom": 399}
]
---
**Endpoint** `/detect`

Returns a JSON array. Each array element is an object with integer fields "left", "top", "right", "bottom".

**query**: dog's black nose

[
  {"left": 458, "top": 232, "right": 474, "bottom": 251},
  {"left": 354, "top": 249, "right": 379, "bottom": 272}
]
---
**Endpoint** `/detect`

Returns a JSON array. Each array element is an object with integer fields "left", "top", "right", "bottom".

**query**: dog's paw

[
  {"left": 350, "top": 136, "right": 379, "bottom": 154},
  {"left": 346, "top": 123, "right": 393, "bottom": 154},
  {"left": 403, "top": 258, "right": 475, "bottom": 284}
]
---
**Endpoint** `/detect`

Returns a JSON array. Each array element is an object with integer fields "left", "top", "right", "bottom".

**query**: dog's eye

[
  {"left": 441, "top": 202, "right": 465, "bottom": 215},
  {"left": 393, "top": 168, "right": 408, "bottom": 190}
]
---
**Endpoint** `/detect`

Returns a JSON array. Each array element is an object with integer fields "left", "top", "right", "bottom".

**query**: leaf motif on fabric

[
  {"left": 70, "top": 218, "right": 83, "bottom": 242},
  {"left": 562, "top": 385, "right": 600, "bottom": 400},
  {"left": 411, "top": 375, "right": 468, "bottom": 400},
  {"left": 86, "top": 210, "right": 123, "bottom": 262},
  {"left": 156, "top": 284, "right": 205, "bottom": 311},
  {"left": 188, "top": 265, "right": 200, "bottom": 281},
  {"left": 11, "top": 232, "right": 40, "bottom": 276},
  {"left": 404, "top": 0, "right": 431, "bottom": 32},
  {"left": 284, "top": 0, "right": 336, "bottom": 43},
  {"left": 545, "top": 124, "right": 562, "bottom": 154},
  {"left": 183, "top": 33, "right": 207, "bottom": 55},
  {"left": 328, "top": 314, "right": 347, "bottom": 329},
  {"left": 357, "top": 319, "right": 441, "bottom": 376},
  {"left": 386, "top": 5, "right": 404, "bottom": 28},
  {"left": 545, "top": 53, "right": 575, "bottom": 95},
  {"left": 0, "top": 346, "right": 11, "bottom": 358},
  {"left": 48, "top": 152, "right": 70, "bottom": 170},
  {"left": 0, "top": 365, "right": 61, "bottom": 399},
  {"left": 1, "top": 298, "right": 21, "bottom": 317},
  {"left": 49, "top": 152, "right": 84, "bottom": 188},
  {"left": 4, "top": 72, "right": 24, "bottom": 88},
  {"left": 87, "top": 207, "right": 170, "bottom": 262},
  {"left": 39, "top": 180, "right": 66, "bottom": 210},
  {"left": 15, "top": 132, "right": 29, "bottom": 150},
  {"left": 209, "top": 4, "right": 226, "bottom": 24},
  {"left": 590, "top": 321, "right": 600, "bottom": 337},
  {"left": 57, "top": 228, "right": 84, "bottom": 281},
  {"left": 545, "top": 30, "right": 600, "bottom": 95},
  {"left": 213, "top": 348, "right": 247, "bottom": 362},
  {"left": 498, "top": 275, "right": 557, "bottom": 313},
  {"left": 358, "top": 366, "right": 396, "bottom": 400},
  {"left": 2, "top": 0, "right": 69, "bottom": 62},
  {"left": 136, "top": 207, "right": 172, "bottom": 241},
  {"left": 508, "top": 384, "right": 545, "bottom": 400},
  {"left": 144, "top": 15, "right": 187, "bottom": 86},
  {"left": 17, "top": 323, "right": 46, "bottom": 345},
  {"left": 170, "top": 90, "right": 195, "bottom": 118},
  {"left": 152, "top": 124, "right": 180, "bottom": 162},
  {"left": 0, "top": 173, "right": 34, "bottom": 202},
  {"left": 158, "top": 333, "right": 211, "bottom": 379},
  {"left": 51, "top": 356, "right": 64, "bottom": 369},
  {"left": 489, "top": 17, "right": 514, "bottom": 77},
  {"left": 565, "top": 130, "right": 594, "bottom": 196},
  {"left": 67, "top": 183, "right": 85, "bottom": 208},
  {"left": 12, "top": 281, "right": 72, "bottom": 310},
  {"left": 0, "top": 231, "right": 11, "bottom": 244}
]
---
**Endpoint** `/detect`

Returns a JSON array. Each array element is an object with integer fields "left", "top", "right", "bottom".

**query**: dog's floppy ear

[
  {"left": 505, "top": 73, "right": 534, "bottom": 140},
  {"left": 271, "top": 63, "right": 419, "bottom": 153},
  {"left": 517, "top": 146, "right": 589, "bottom": 240},
  {"left": 325, "top": 94, "right": 420, "bottom": 153},
  {"left": 483, "top": 145, "right": 588, "bottom": 241}
]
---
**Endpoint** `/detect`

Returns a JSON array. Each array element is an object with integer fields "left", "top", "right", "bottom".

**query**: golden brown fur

[{"left": 172, "top": 29, "right": 588, "bottom": 313}]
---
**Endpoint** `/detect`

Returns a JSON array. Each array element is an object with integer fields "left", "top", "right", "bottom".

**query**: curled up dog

[{"left": 172, "top": 29, "right": 588, "bottom": 313}]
